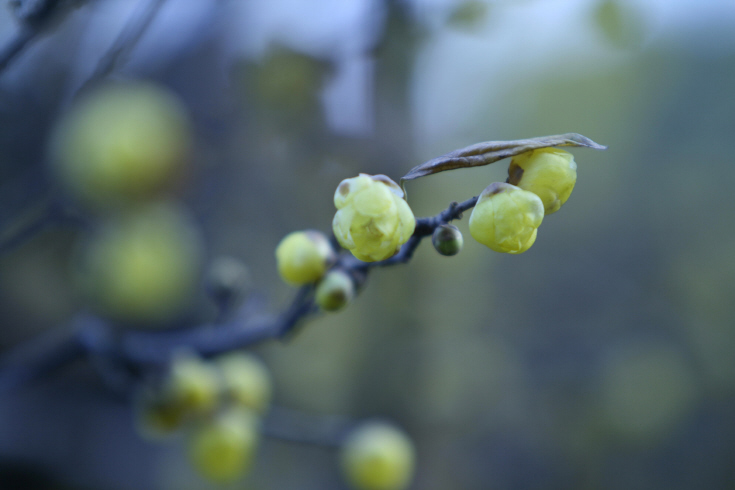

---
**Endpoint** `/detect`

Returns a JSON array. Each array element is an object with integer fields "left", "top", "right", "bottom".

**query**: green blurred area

[{"left": 1, "top": 0, "right": 735, "bottom": 489}]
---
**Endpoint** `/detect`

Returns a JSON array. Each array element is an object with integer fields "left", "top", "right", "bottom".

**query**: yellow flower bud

[
  {"left": 215, "top": 352, "right": 272, "bottom": 414},
  {"left": 507, "top": 147, "right": 577, "bottom": 214},
  {"left": 75, "top": 202, "right": 203, "bottom": 326},
  {"left": 51, "top": 82, "right": 190, "bottom": 209},
  {"left": 341, "top": 421, "right": 415, "bottom": 490},
  {"left": 332, "top": 174, "right": 415, "bottom": 262},
  {"left": 469, "top": 182, "right": 544, "bottom": 254},
  {"left": 165, "top": 353, "right": 221, "bottom": 417},
  {"left": 275, "top": 231, "right": 335, "bottom": 285},
  {"left": 315, "top": 270, "right": 355, "bottom": 312},
  {"left": 188, "top": 408, "right": 259, "bottom": 483}
]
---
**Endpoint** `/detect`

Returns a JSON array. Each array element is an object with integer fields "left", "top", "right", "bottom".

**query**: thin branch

[
  {"left": 0, "top": 195, "right": 478, "bottom": 391},
  {"left": 0, "top": 328, "right": 85, "bottom": 395},
  {"left": 0, "top": 25, "right": 38, "bottom": 73},
  {"left": 75, "top": 0, "right": 167, "bottom": 95},
  {"left": 0, "top": 0, "right": 76, "bottom": 74},
  {"left": 349, "top": 195, "right": 478, "bottom": 269}
]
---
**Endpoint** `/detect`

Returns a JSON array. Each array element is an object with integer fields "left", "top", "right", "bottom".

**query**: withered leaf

[{"left": 401, "top": 133, "right": 607, "bottom": 187}]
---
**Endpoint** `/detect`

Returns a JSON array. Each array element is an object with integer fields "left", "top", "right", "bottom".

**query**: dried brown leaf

[{"left": 401, "top": 133, "right": 607, "bottom": 188}]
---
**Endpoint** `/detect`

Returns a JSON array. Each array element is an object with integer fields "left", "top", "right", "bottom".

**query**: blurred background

[{"left": 1, "top": 0, "right": 735, "bottom": 488}]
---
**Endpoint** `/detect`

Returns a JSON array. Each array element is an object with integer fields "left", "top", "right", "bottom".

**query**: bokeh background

[{"left": 1, "top": 0, "right": 735, "bottom": 488}]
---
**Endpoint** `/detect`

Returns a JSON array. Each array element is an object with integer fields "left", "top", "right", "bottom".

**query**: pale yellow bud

[
  {"left": 216, "top": 352, "right": 272, "bottom": 414},
  {"left": 165, "top": 353, "right": 221, "bottom": 417},
  {"left": 469, "top": 182, "right": 544, "bottom": 254},
  {"left": 188, "top": 408, "right": 259, "bottom": 483},
  {"left": 508, "top": 147, "right": 577, "bottom": 214},
  {"left": 275, "top": 231, "right": 335, "bottom": 285},
  {"left": 341, "top": 421, "right": 416, "bottom": 490},
  {"left": 332, "top": 174, "right": 415, "bottom": 262}
]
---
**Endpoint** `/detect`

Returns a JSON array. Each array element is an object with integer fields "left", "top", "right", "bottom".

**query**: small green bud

[
  {"left": 215, "top": 352, "right": 272, "bottom": 414},
  {"left": 340, "top": 421, "right": 415, "bottom": 490},
  {"left": 205, "top": 256, "right": 250, "bottom": 305},
  {"left": 188, "top": 407, "right": 259, "bottom": 483},
  {"left": 508, "top": 147, "right": 577, "bottom": 215},
  {"left": 315, "top": 270, "right": 355, "bottom": 312},
  {"left": 332, "top": 174, "right": 416, "bottom": 262},
  {"left": 431, "top": 224, "right": 463, "bottom": 256},
  {"left": 275, "top": 230, "right": 335, "bottom": 285},
  {"left": 469, "top": 182, "right": 544, "bottom": 254}
]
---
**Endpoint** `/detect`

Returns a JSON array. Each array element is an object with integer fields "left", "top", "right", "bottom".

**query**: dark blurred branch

[
  {"left": 0, "top": 0, "right": 78, "bottom": 73},
  {"left": 0, "top": 25, "right": 37, "bottom": 72},
  {"left": 0, "top": 328, "right": 85, "bottom": 394},
  {"left": 118, "top": 286, "right": 318, "bottom": 365}
]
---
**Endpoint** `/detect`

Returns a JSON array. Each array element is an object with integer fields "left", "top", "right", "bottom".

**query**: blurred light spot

[{"left": 600, "top": 344, "right": 697, "bottom": 443}]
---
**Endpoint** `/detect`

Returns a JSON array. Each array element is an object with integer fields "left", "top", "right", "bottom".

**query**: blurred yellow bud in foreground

[
  {"left": 188, "top": 408, "right": 259, "bottom": 483},
  {"left": 469, "top": 182, "right": 544, "bottom": 254},
  {"left": 507, "top": 147, "right": 577, "bottom": 215},
  {"left": 332, "top": 174, "right": 415, "bottom": 262},
  {"left": 275, "top": 230, "right": 335, "bottom": 285},
  {"left": 340, "top": 421, "right": 415, "bottom": 490},
  {"left": 76, "top": 202, "right": 203, "bottom": 325},
  {"left": 216, "top": 352, "right": 272, "bottom": 414},
  {"left": 165, "top": 353, "right": 221, "bottom": 417},
  {"left": 51, "top": 81, "right": 190, "bottom": 208}
]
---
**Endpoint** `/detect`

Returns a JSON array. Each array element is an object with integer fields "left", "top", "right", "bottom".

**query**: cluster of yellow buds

[
  {"left": 469, "top": 147, "right": 577, "bottom": 254},
  {"left": 136, "top": 351, "right": 272, "bottom": 483},
  {"left": 275, "top": 229, "right": 356, "bottom": 312}
]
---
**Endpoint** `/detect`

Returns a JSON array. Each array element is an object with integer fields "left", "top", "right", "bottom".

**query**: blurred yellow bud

[
  {"left": 165, "top": 353, "right": 221, "bottom": 417},
  {"left": 216, "top": 352, "right": 272, "bottom": 414},
  {"left": 332, "top": 174, "right": 415, "bottom": 262},
  {"left": 315, "top": 269, "right": 355, "bottom": 312},
  {"left": 275, "top": 231, "right": 335, "bottom": 285},
  {"left": 51, "top": 82, "right": 191, "bottom": 208},
  {"left": 341, "top": 421, "right": 415, "bottom": 490},
  {"left": 189, "top": 408, "right": 259, "bottom": 483},
  {"left": 507, "top": 147, "right": 577, "bottom": 215},
  {"left": 469, "top": 182, "right": 544, "bottom": 254},
  {"left": 76, "top": 202, "right": 203, "bottom": 325}
]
